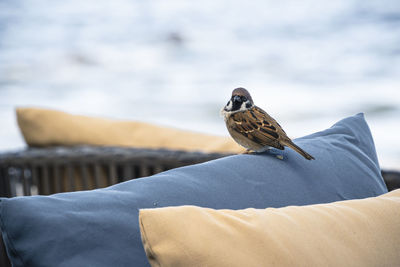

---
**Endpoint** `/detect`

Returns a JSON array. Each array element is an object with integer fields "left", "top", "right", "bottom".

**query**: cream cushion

[
  {"left": 139, "top": 189, "right": 400, "bottom": 267},
  {"left": 16, "top": 107, "right": 242, "bottom": 153}
]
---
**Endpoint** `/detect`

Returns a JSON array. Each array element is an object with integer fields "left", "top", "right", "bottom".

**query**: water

[{"left": 0, "top": 0, "right": 399, "bottom": 169}]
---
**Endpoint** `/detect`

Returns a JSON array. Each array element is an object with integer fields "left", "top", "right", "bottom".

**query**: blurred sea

[{"left": 0, "top": 0, "right": 399, "bottom": 169}]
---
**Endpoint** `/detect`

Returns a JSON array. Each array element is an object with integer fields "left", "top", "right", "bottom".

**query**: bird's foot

[
  {"left": 241, "top": 148, "right": 283, "bottom": 159},
  {"left": 263, "top": 148, "right": 285, "bottom": 160},
  {"left": 241, "top": 149, "right": 255, "bottom": 154}
]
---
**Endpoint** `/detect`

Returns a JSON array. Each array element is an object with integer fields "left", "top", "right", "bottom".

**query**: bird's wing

[{"left": 229, "top": 106, "right": 284, "bottom": 149}]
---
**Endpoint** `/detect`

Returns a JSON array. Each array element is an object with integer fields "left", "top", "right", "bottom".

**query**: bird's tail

[{"left": 282, "top": 140, "right": 315, "bottom": 160}]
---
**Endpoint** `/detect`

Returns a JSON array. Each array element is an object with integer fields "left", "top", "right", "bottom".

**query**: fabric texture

[
  {"left": 139, "top": 189, "right": 400, "bottom": 267},
  {"left": 16, "top": 107, "right": 243, "bottom": 153},
  {"left": 0, "top": 113, "right": 387, "bottom": 267}
]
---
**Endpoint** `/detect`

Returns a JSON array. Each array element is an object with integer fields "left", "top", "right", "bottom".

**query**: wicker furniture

[{"left": 0, "top": 146, "right": 228, "bottom": 197}]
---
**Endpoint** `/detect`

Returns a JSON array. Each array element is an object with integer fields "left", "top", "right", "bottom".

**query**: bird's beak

[{"left": 223, "top": 100, "right": 232, "bottom": 112}]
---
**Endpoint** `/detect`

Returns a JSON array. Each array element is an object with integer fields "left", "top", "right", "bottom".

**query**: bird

[{"left": 221, "top": 87, "right": 315, "bottom": 160}]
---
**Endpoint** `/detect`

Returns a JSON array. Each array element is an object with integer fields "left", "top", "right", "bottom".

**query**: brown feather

[
  {"left": 225, "top": 105, "right": 314, "bottom": 160},
  {"left": 227, "top": 107, "right": 284, "bottom": 150}
]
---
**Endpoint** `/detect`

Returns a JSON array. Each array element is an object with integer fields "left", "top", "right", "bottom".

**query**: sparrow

[{"left": 221, "top": 87, "right": 315, "bottom": 160}]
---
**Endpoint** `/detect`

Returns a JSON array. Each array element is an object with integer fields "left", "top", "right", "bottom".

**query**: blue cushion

[{"left": 0, "top": 113, "right": 387, "bottom": 267}]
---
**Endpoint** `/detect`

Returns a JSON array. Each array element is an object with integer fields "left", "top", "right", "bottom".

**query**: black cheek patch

[
  {"left": 232, "top": 101, "right": 242, "bottom": 111},
  {"left": 245, "top": 102, "right": 252, "bottom": 108}
]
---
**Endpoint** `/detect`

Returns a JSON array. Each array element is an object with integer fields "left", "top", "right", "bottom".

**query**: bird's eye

[
  {"left": 233, "top": 95, "right": 242, "bottom": 103},
  {"left": 242, "top": 96, "right": 247, "bottom": 102}
]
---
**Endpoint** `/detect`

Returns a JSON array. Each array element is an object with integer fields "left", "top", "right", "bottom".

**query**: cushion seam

[
  {"left": 0, "top": 200, "right": 26, "bottom": 267},
  {"left": 139, "top": 213, "right": 161, "bottom": 267}
]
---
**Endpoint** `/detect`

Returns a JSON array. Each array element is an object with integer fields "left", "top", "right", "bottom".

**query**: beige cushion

[
  {"left": 139, "top": 190, "right": 400, "bottom": 267},
  {"left": 16, "top": 107, "right": 242, "bottom": 153}
]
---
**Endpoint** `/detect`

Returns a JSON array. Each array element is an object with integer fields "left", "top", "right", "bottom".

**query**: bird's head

[{"left": 223, "top": 87, "right": 254, "bottom": 113}]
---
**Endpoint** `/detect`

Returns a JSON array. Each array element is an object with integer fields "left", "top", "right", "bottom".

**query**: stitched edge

[{"left": 139, "top": 210, "right": 161, "bottom": 267}]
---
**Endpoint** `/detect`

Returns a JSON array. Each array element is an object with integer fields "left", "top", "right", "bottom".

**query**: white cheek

[
  {"left": 226, "top": 100, "right": 233, "bottom": 111},
  {"left": 239, "top": 101, "right": 248, "bottom": 111}
]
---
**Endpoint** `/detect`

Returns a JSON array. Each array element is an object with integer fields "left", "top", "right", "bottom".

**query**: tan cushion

[
  {"left": 16, "top": 107, "right": 242, "bottom": 153},
  {"left": 139, "top": 190, "right": 400, "bottom": 267}
]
